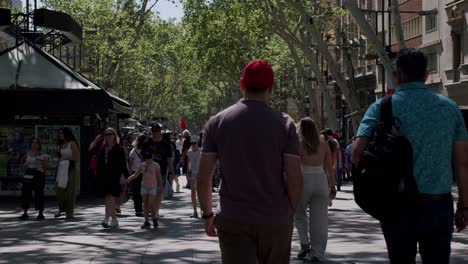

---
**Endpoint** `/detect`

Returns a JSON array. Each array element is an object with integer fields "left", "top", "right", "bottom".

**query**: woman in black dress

[{"left": 89, "top": 127, "right": 129, "bottom": 229}]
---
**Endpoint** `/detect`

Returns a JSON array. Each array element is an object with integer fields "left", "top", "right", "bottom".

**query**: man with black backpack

[{"left": 352, "top": 48, "right": 468, "bottom": 263}]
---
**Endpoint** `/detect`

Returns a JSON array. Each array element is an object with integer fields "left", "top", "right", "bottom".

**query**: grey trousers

[{"left": 294, "top": 166, "right": 329, "bottom": 259}]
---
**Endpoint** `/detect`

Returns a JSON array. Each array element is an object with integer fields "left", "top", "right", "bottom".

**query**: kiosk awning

[{"left": 0, "top": 41, "right": 132, "bottom": 116}]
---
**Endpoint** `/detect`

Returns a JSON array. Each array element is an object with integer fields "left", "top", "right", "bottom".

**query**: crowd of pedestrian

[
  {"left": 17, "top": 122, "right": 204, "bottom": 230},
  {"left": 197, "top": 54, "right": 467, "bottom": 264},
  {"left": 15, "top": 49, "right": 468, "bottom": 264}
]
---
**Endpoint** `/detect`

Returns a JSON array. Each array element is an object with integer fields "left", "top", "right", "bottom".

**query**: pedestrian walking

[
  {"left": 117, "top": 135, "right": 131, "bottom": 215},
  {"left": 197, "top": 60, "right": 303, "bottom": 264},
  {"left": 176, "top": 134, "right": 184, "bottom": 158},
  {"left": 181, "top": 129, "right": 191, "bottom": 188},
  {"left": 187, "top": 137, "right": 201, "bottom": 218},
  {"left": 19, "top": 138, "right": 49, "bottom": 220},
  {"left": 321, "top": 129, "right": 342, "bottom": 191},
  {"left": 170, "top": 134, "right": 181, "bottom": 192},
  {"left": 55, "top": 128, "right": 80, "bottom": 219},
  {"left": 163, "top": 132, "right": 175, "bottom": 199},
  {"left": 352, "top": 48, "right": 468, "bottom": 263},
  {"left": 127, "top": 148, "right": 163, "bottom": 229},
  {"left": 129, "top": 134, "right": 146, "bottom": 217},
  {"left": 144, "top": 124, "right": 173, "bottom": 218},
  {"left": 89, "top": 128, "right": 129, "bottom": 228},
  {"left": 343, "top": 137, "right": 355, "bottom": 182},
  {"left": 294, "top": 117, "right": 335, "bottom": 261}
]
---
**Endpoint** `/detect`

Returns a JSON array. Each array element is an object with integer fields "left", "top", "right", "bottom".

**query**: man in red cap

[{"left": 197, "top": 60, "right": 303, "bottom": 263}]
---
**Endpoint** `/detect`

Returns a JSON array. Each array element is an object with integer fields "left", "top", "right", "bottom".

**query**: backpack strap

[{"left": 380, "top": 94, "right": 394, "bottom": 133}]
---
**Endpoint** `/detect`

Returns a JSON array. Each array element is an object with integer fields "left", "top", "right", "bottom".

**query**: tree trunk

[
  {"left": 285, "top": 41, "right": 320, "bottom": 122},
  {"left": 343, "top": 0, "right": 396, "bottom": 91},
  {"left": 390, "top": 0, "right": 406, "bottom": 50},
  {"left": 283, "top": 0, "right": 361, "bottom": 127}
]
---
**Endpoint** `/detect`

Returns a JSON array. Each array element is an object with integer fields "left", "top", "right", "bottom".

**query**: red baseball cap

[{"left": 240, "top": 60, "right": 274, "bottom": 91}]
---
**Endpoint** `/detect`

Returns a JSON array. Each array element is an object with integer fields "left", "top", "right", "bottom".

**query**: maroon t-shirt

[{"left": 202, "top": 99, "right": 300, "bottom": 224}]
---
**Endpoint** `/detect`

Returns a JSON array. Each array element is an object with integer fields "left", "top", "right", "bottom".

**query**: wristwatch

[{"left": 202, "top": 212, "right": 214, "bottom": 219}]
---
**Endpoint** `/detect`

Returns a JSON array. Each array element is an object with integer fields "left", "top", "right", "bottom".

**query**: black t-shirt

[{"left": 146, "top": 139, "right": 172, "bottom": 175}]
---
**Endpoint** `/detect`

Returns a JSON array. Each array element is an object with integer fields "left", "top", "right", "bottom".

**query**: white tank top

[
  {"left": 60, "top": 142, "right": 73, "bottom": 160},
  {"left": 25, "top": 152, "right": 39, "bottom": 169}
]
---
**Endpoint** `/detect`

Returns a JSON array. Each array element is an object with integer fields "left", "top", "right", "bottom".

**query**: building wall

[{"left": 440, "top": 0, "right": 468, "bottom": 106}]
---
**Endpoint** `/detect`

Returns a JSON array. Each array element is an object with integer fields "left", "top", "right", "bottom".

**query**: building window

[
  {"left": 425, "top": 12, "right": 437, "bottom": 32},
  {"left": 427, "top": 52, "right": 438, "bottom": 73},
  {"left": 391, "top": 16, "right": 422, "bottom": 44}
]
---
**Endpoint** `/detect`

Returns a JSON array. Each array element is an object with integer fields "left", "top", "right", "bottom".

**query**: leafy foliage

[{"left": 38, "top": 0, "right": 333, "bottom": 131}]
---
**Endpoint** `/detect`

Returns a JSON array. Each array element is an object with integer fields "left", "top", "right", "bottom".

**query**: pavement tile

[{"left": 0, "top": 178, "right": 467, "bottom": 263}]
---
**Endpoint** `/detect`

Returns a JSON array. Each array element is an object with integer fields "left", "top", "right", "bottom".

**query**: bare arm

[
  {"left": 70, "top": 142, "right": 80, "bottom": 161},
  {"left": 197, "top": 155, "right": 217, "bottom": 215},
  {"left": 284, "top": 155, "right": 303, "bottom": 211},
  {"left": 89, "top": 135, "right": 103, "bottom": 151},
  {"left": 352, "top": 137, "right": 370, "bottom": 166},
  {"left": 128, "top": 166, "right": 143, "bottom": 182}
]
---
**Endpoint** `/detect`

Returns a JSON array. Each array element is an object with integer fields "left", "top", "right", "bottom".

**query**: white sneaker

[
  {"left": 101, "top": 218, "right": 109, "bottom": 228},
  {"left": 110, "top": 218, "right": 119, "bottom": 228}
]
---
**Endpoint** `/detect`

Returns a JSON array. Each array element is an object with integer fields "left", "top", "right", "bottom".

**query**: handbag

[{"left": 89, "top": 142, "right": 106, "bottom": 173}]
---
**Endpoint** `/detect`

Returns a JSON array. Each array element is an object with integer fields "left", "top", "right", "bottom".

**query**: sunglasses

[{"left": 104, "top": 133, "right": 115, "bottom": 136}]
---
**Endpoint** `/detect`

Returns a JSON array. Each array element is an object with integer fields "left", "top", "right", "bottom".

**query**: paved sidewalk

[{"left": 0, "top": 179, "right": 467, "bottom": 263}]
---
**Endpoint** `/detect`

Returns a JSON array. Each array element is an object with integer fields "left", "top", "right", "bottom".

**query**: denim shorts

[{"left": 141, "top": 186, "right": 157, "bottom": 196}]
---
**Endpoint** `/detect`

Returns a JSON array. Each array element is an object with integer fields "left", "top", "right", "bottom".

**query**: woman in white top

[
  {"left": 19, "top": 138, "right": 49, "bottom": 220},
  {"left": 294, "top": 117, "right": 336, "bottom": 261},
  {"left": 55, "top": 128, "right": 80, "bottom": 219},
  {"left": 129, "top": 134, "right": 146, "bottom": 216}
]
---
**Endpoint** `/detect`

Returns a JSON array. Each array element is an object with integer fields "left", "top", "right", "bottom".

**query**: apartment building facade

[{"left": 376, "top": 0, "right": 468, "bottom": 109}]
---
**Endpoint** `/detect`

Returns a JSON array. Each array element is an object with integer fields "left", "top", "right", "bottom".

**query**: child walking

[{"left": 128, "top": 149, "right": 163, "bottom": 229}]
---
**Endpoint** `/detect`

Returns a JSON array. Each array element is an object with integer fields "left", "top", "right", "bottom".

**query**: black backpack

[{"left": 352, "top": 95, "right": 418, "bottom": 221}]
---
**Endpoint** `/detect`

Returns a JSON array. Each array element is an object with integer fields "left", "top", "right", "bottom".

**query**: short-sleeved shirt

[
  {"left": 176, "top": 139, "right": 184, "bottom": 153},
  {"left": 129, "top": 148, "right": 142, "bottom": 172},
  {"left": 202, "top": 98, "right": 300, "bottom": 224},
  {"left": 357, "top": 82, "right": 468, "bottom": 194},
  {"left": 187, "top": 148, "right": 202, "bottom": 176}
]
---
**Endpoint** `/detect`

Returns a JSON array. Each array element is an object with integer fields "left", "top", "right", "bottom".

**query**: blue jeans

[{"left": 380, "top": 197, "right": 454, "bottom": 264}]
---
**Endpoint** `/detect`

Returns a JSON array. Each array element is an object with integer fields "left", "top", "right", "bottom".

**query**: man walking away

[
  {"left": 145, "top": 124, "right": 173, "bottom": 218},
  {"left": 352, "top": 48, "right": 468, "bottom": 264},
  {"left": 197, "top": 60, "right": 303, "bottom": 264}
]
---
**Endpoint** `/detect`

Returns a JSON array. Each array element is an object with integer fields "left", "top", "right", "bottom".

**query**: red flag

[{"left": 180, "top": 116, "right": 187, "bottom": 130}]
